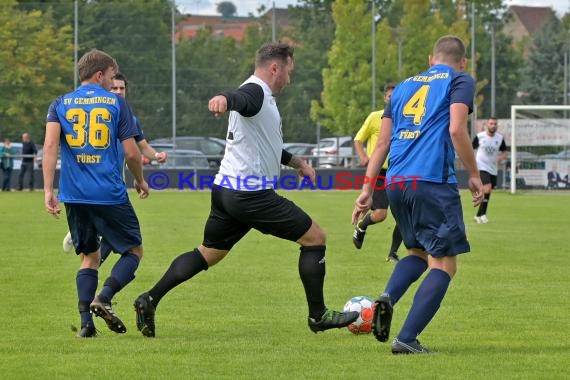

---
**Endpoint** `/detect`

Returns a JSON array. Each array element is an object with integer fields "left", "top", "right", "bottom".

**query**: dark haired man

[
  {"left": 472, "top": 117, "right": 507, "bottom": 223},
  {"left": 134, "top": 41, "right": 358, "bottom": 338}
]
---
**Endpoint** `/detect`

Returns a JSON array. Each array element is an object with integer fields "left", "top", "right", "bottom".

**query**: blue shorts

[
  {"left": 387, "top": 181, "right": 470, "bottom": 257},
  {"left": 65, "top": 202, "right": 142, "bottom": 255}
]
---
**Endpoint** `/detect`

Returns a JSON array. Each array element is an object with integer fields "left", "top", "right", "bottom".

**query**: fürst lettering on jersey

[
  {"left": 398, "top": 130, "right": 421, "bottom": 139},
  {"left": 76, "top": 153, "right": 102, "bottom": 164}
]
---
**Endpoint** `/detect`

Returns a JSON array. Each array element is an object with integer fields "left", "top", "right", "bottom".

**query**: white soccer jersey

[
  {"left": 215, "top": 75, "right": 283, "bottom": 190},
  {"left": 474, "top": 131, "right": 506, "bottom": 175}
]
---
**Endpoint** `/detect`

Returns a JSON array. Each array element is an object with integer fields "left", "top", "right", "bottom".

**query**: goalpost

[{"left": 509, "top": 105, "right": 570, "bottom": 194}]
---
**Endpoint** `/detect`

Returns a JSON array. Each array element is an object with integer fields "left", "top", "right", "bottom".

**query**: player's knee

[
  {"left": 130, "top": 245, "right": 143, "bottom": 259},
  {"left": 372, "top": 209, "right": 388, "bottom": 222},
  {"left": 297, "top": 222, "right": 326, "bottom": 246},
  {"left": 199, "top": 246, "right": 228, "bottom": 267},
  {"left": 81, "top": 252, "right": 100, "bottom": 269}
]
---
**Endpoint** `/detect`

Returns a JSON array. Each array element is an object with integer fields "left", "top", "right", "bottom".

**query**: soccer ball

[{"left": 343, "top": 296, "right": 374, "bottom": 335}]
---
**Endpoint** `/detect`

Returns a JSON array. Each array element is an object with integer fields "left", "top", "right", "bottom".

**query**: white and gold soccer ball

[{"left": 343, "top": 296, "right": 374, "bottom": 335}]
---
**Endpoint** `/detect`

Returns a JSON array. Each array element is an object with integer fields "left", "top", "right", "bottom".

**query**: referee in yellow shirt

[{"left": 352, "top": 84, "right": 401, "bottom": 262}]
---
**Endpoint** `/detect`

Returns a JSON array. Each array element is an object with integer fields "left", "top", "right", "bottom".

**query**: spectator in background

[
  {"left": 564, "top": 166, "right": 570, "bottom": 189},
  {"left": 18, "top": 132, "right": 37, "bottom": 191},
  {"left": 0, "top": 137, "right": 16, "bottom": 191},
  {"left": 547, "top": 165, "right": 562, "bottom": 189}
]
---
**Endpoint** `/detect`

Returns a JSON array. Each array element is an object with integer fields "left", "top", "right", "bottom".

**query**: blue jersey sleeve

[
  {"left": 46, "top": 97, "right": 63, "bottom": 123},
  {"left": 450, "top": 73, "right": 475, "bottom": 113},
  {"left": 117, "top": 96, "right": 138, "bottom": 142}
]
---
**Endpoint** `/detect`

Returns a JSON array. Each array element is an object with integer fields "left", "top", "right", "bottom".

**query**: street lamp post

[
  {"left": 371, "top": 1, "right": 376, "bottom": 111},
  {"left": 371, "top": 3, "right": 382, "bottom": 111},
  {"left": 491, "top": 23, "right": 496, "bottom": 117}
]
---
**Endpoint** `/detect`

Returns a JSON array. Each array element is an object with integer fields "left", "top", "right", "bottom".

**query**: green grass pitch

[{"left": 0, "top": 190, "right": 568, "bottom": 379}]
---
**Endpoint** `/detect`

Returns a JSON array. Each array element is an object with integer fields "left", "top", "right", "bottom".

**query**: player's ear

[
  {"left": 459, "top": 57, "right": 467, "bottom": 71},
  {"left": 270, "top": 61, "right": 279, "bottom": 75},
  {"left": 94, "top": 70, "right": 104, "bottom": 82}
]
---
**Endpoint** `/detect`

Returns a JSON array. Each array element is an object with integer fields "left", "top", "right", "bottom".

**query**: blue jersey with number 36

[
  {"left": 384, "top": 64, "right": 475, "bottom": 184},
  {"left": 46, "top": 84, "right": 138, "bottom": 204}
]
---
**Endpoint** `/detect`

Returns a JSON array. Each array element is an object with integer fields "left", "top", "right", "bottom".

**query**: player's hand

[
  {"left": 359, "top": 157, "right": 369, "bottom": 167},
  {"left": 468, "top": 176, "right": 484, "bottom": 207},
  {"left": 134, "top": 179, "right": 150, "bottom": 199},
  {"left": 352, "top": 192, "right": 372, "bottom": 225},
  {"left": 208, "top": 95, "right": 228, "bottom": 117},
  {"left": 297, "top": 164, "right": 316, "bottom": 185},
  {"left": 44, "top": 191, "right": 61, "bottom": 219},
  {"left": 155, "top": 151, "right": 167, "bottom": 163}
]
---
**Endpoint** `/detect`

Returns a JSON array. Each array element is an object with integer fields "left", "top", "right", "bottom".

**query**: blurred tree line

[{"left": 0, "top": 0, "right": 569, "bottom": 143}]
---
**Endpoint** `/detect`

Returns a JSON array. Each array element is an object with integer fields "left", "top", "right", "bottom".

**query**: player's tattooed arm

[
  {"left": 287, "top": 155, "right": 304, "bottom": 169},
  {"left": 287, "top": 154, "right": 316, "bottom": 184}
]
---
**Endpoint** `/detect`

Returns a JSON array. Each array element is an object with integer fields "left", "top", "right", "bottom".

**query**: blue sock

[
  {"left": 384, "top": 255, "right": 428, "bottom": 305},
  {"left": 99, "top": 253, "right": 140, "bottom": 301},
  {"left": 397, "top": 269, "right": 451, "bottom": 343},
  {"left": 77, "top": 268, "right": 98, "bottom": 326}
]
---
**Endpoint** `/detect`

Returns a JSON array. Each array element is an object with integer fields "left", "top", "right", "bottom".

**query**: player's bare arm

[
  {"left": 354, "top": 140, "right": 369, "bottom": 166},
  {"left": 352, "top": 117, "right": 391, "bottom": 224},
  {"left": 137, "top": 140, "right": 167, "bottom": 163},
  {"left": 42, "top": 121, "right": 62, "bottom": 218},
  {"left": 449, "top": 103, "right": 484, "bottom": 206},
  {"left": 288, "top": 155, "right": 316, "bottom": 184},
  {"left": 123, "top": 137, "right": 149, "bottom": 199}
]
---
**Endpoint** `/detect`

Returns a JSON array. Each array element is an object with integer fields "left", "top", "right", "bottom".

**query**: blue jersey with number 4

[
  {"left": 46, "top": 84, "right": 138, "bottom": 204},
  {"left": 384, "top": 64, "right": 475, "bottom": 184}
]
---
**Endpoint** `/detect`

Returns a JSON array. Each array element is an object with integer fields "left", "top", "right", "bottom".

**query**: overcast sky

[{"left": 177, "top": 0, "right": 570, "bottom": 17}]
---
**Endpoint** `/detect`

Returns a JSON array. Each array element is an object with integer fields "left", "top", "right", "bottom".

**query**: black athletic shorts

[
  {"left": 65, "top": 202, "right": 142, "bottom": 255},
  {"left": 203, "top": 185, "right": 313, "bottom": 250},
  {"left": 480, "top": 170, "right": 497, "bottom": 188},
  {"left": 372, "top": 169, "right": 389, "bottom": 210}
]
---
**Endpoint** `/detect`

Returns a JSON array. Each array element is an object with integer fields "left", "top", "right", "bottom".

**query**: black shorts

[
  {"left": 372, "top": 169, "right": 389, "bottom": 210},
  {"left": 480, "top": 171, "right": 497, "bottom": 188},
  {"left": 65, "top": 202, "right": 142, "bottom": 255},
  {"left": 203, "top": 185, "right": 313, "bottom": 250}
]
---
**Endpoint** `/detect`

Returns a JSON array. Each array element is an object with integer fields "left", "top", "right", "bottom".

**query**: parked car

[
  {"left": 150, "top": 146, "right": 210, "bottom": 170},
  {"left": 147, "top": 144, "right": 210, "bottom": 170},
  {"left": 311, "top": 136, "right": 354, "bottom": 167},
  {"left": 150, "top": 136, "right": 226, "bottom": 168},
  {"left": 283, "top": 142, "right": 316, "bottom": 166}
]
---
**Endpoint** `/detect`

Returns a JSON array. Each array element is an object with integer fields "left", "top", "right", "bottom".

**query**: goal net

[{"left": 506, "top": 105, "right": 570, "bottom": 193}]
